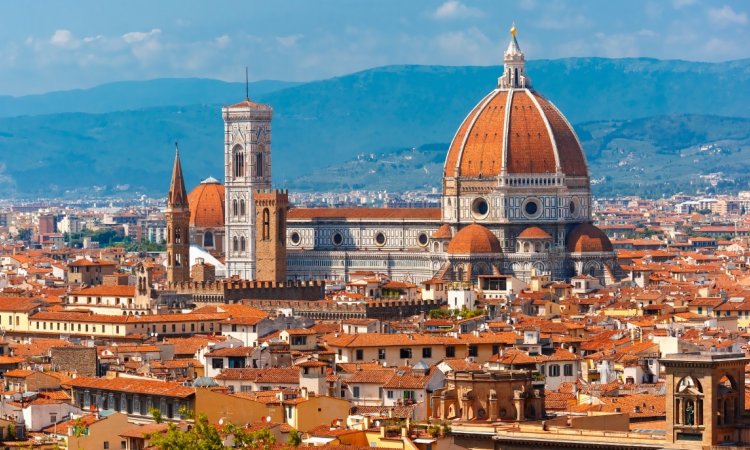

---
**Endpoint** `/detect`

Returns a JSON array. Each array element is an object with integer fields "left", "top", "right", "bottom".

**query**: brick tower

[
  {"left": 166, "top": 147, "right": 191, "bottom": 285},
  {"left": 661, "top": 352, "right": 749, "bottom": 448},
  {"left": 254, "top": 189, "right": 288, "bottom": 282}
]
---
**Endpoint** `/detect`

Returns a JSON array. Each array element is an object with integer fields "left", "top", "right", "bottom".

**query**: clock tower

[{"left": 222, "top": 97, "right": 272, "bottom": 280}]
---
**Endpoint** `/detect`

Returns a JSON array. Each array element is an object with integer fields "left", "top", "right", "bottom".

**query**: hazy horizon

[{"left": 0, "top": 0, "right": 748, "bottom": 96}]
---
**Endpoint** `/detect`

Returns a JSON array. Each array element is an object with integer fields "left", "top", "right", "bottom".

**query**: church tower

[
  {"left": 661, "top": 352, "right": 748, "bottom": 447},
  {"left": 223, "top": 97, "right": 272, "bottom": 280},
  {"left": 166, "top": 147, "right": 191, "bottom": 285},
  {"left": 254, "top": 189, "right": 288, "bottom": 282}
]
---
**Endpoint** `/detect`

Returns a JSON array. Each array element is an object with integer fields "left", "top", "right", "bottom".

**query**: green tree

[
  {"left": 149, "top": 413, "right": 223, "bottom": 450},
  {"left": 288, "top": 429, "right": 302, "bottom": 446},
  {"left": 149, "top": 407, "right": 163, "bottom": 424}
]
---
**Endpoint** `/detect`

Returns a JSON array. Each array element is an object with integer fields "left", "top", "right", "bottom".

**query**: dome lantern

[{"left": 498, "top": 22, "right": 531, "bottom": 89}]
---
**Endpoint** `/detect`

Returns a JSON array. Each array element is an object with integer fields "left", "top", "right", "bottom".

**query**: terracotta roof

[
  {"left": 226, "top": 98, "right": 272, "bottom": 110},
  {"left": 431, "top": 224, "right": 452, "bottom": 239},
  {"left": 188, "top": 179, "right": 225, "bottom": 228},
  {"left": 66, "top": 376, "right": 194, "bottom": 398},
  {"left": 444, "top": 89, "right": 587, "bottom": 178},
  {"left": 69, "top": 285, "right": 135, "bottom": 297},
  {"left": 205, "top": 346, "right": 255, "bottom": 357},
  {"left": 215, "top": 367, "right": 299, "bottom": 384},
  {"left": 287, "top": 207, "right": 441, "bottom": 221},
  {"left": 326, "top": 332, "right": 463, "bottom": 348},
  {"left": 447, "top": 223, "right": 501, "bottom": 254},
  {"left": 0, "top": 296, "right": 44, "bottom": 312},
  {"left": 567, "top": 223, "right": 614, "bottom": 253},
  {"left": 68, "top": 259, "right": 116, "bottom": 267},
  {"left": 346, "top": 369, "right": 396, "bottom": 384},
  {"left": 518, "top": 226, "right": 552, "bottom": 240}
]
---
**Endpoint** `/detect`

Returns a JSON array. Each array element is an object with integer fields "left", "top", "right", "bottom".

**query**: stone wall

[{"left": 50, "top": 346, "right": 98, "bottom": 377}]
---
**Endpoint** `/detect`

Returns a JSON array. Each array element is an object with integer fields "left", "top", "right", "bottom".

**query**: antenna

[{"left": 245, "top": 66, "right": 249, "bottom": 100}]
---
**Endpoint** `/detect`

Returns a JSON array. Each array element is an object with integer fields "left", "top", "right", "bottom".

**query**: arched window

[
  {"left": 256, "top": 152, "right": 264, "bottom": 178},
  {"left": 233, "top": 199, "right": 238, "bottom": 217},
  {"left": 232, "top": 236, "right": 238, "bottom": 252},
  {"left": 262, "top": 208, "right": 270, "bottom": 241},
  {"left": 240, "top": 199, "right": 246, "bottom": 217},
  {"left": 167, "top": 226, "right": 171, "bottom": 244},
  {"left": 240, "top": 236, "right": 246, "bottom": 252},
  {"left": 175, "top": 228, "right": 181, "bottom": 244},
  {"left": 514, "top": 68, "right": 519, "bottom": 86},
  {"left": 204, "top": 231, "right": 214, "bottom": 247},
  {"left": 233, "top": 145, "right": 245, "bottom": 178}
]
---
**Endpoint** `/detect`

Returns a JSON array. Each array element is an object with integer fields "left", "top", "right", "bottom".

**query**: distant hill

[
  {"left": 290, "top": 115, "right": 750, "bottom": 197},
  {"left": 0, "top": 78, "right": 300, "bottom": 117},
  {"left": 1, "top": 58, "right": 750, "bottom": 197}
]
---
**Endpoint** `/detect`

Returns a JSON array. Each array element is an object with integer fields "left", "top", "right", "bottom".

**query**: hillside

[
  {"left": 290, "top": 115, "right": 750, "bottom": 197},
  {"left": 1, "top": 58, "right": 750, "bottom": 196}
]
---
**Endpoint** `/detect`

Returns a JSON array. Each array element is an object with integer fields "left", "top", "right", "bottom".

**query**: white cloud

[
  {"left": 215, "top": 35, "right": 231, "bottom": 48},
  {"left": 433, "top": 1, "right": 483, "bottom": 20},
  {"left": 122, "top": 28, "right": 161, "bottom": 44},
  {"left": 708, "top": 5, "right": 747, "bottom": 25},
  {"left": 276, "top": 34, "right": 303, "bottom": 48},
  {"left": 50, "top": 29, "right": 77, "bottom": 48}
]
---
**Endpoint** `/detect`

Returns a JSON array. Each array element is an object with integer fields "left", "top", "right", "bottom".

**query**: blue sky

[{"left": 0, "top": 0, "right": 748, "bottom": 95}]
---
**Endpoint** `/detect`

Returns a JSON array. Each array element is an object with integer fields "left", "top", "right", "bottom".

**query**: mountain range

[{"left": 1, "top": 57, "right": 749, "bottom": 197}]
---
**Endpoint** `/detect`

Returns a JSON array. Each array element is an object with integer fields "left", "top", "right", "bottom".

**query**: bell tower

[
  {"left": 223, "top": 96, "right": 272, "bottom": 280},
  {"left": 166, "top": 146, "right": 191, "bottom": 285},
  {"left": 661, "top": 352, "right": 748, "bottom": 448},
  {"left": 254, "top": 189, "right": 288, "bottom": 282}
]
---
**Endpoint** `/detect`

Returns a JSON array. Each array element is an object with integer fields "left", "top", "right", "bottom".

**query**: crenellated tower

[
  {"left": 166, "top": 146, "right": 191, "bottom": 285},
  {"left": 254, "top": 189, "right": 288, "bottom": 282},
  {"left": 223, "top": 96, "right": 272, "bottom": 280}
]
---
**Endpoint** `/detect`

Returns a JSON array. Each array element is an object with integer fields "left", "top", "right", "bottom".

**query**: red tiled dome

[
  {"left": 443, "top": 89, "right": 587, "bottom": 179},
  {"left": 188, "top": 177, "right": 225, "bottom": 228},
  {"left": 447, "top": 224, "right": 501, "bottom": 254},
  {"left": 567, "top": 223, "right": 613, "bottom": 253},
  {"left": 432, "top": 224, "right": 452, "bottom": 239},
  {"left": 518, "top": 226, "right": 552, "bottom": 240}
]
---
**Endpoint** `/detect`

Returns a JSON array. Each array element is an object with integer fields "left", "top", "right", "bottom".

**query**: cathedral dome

[
  {"left": 443, "top": 27, "right": 587, "bottom": 180},
  {"left": 447, "top": 223, "right": 501, "bottom": 254},
  {"left": 567, "top": 223, "right": 613, "bottom": 253},
  {"left": 188, "top": 177, "right": 225, "bottom": 228},
  {"left": 518, "top": 226, "right": 552, "bottom": 240}
]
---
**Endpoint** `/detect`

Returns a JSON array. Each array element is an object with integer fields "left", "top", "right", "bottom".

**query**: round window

[
  {"left": 417, "top": 232, "right": 429, "bottom": 247},
  {"left": 332, "top": 232, "right": 343, "bottom": 246},
  {"left": 523, "top": 199, "right": 541, "bottom": 218},
  {"left": 569, "top": 200, "right": 576, "bottom": 215},
  {"left": 471, "top": 197, "right": 490, "bottom": 219},
  {"left": 375, "top": 232, "right": 386, "bottom": 246},
  {"left": 290, "top": 232, "right": 301, "bottom": 246}
]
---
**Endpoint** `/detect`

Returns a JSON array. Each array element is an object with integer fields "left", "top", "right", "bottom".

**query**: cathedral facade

[{"left": 185, "top": 29, "right": 617, "bottom": 285}]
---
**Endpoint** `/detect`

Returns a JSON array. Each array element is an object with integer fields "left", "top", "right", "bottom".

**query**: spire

[
  {"left": 498, "top": 22, "right": 531, "bottom": 89},
  {"left": 168, "top": 142, "right": 188, "bottom": 209}
]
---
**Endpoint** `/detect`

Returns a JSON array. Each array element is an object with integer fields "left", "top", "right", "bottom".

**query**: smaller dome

[
  {"left": 432, "top": 224, "right": 452, "bottom": 239},
  {"left": 188, "top": 178, "right": 225, "bottom": 229},
  {"left": 518, "top": 226, "right": 552, "bottom": 240},
  {"left": 567, "top": 223, "right": 613, "bottom": 253},
  {"left": 447, "top": 224, "right": 502, "bottom": 254}
]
